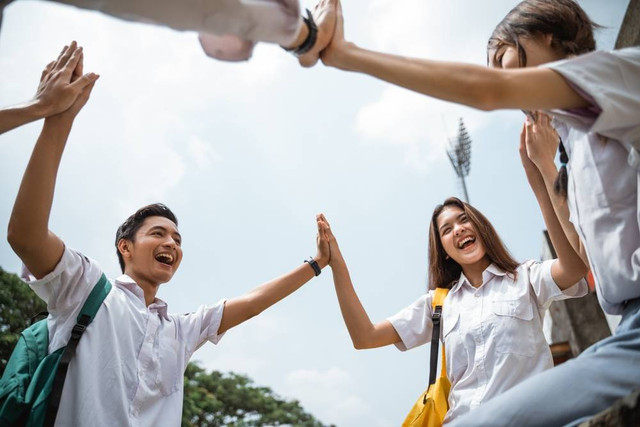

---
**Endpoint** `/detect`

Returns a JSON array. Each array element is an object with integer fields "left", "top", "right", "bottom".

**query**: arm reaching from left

[
  {"left": 0, "top": 42, "right": 96, "bottom": 135},
  {"left": 217, "top": 216, "right": 330, "bottom": 334},
  {"left": 7, "top": 43, "right": 99, "bottom": 278}
]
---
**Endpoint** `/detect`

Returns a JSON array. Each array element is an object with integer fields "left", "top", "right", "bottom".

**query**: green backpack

[{"left": 0, "top": 274, "right": 111, "bottom": 427}]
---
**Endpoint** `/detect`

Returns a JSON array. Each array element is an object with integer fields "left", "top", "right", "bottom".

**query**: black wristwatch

[
  {"left": 304, "top": 257, "right": 322, "bottom": 276},
  {"left": 283, "top": 9, "right": 318, "bottom": 56}
]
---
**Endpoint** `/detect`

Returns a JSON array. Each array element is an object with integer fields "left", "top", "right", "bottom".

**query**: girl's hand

[
  {"left": 317, "top": 213, "right": 343, "bottom": 266},
  {"left": 315, "top": 214, "right": 331, "bottom": 268},
  {"left": 523, "top": 112, "right": 560, "bottom": 171},
  {"left": 320, "top": 0, "right": 352, "bottom": 70}
]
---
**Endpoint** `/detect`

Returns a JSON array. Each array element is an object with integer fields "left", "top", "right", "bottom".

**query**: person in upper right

[{"left": 319, "top": 0, "right": 640, "bottom": 424}]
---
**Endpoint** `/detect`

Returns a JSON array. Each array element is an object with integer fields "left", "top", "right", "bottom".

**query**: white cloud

[
  {"left": 283, "top": 367, "right": 392, "bottom": 427},
  {"left": 188, "top": 135, "right": 222, "bottom": 168}
]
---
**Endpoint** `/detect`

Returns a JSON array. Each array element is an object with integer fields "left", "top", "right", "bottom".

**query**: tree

[
  {"left": 0, "top": 266, "right": 47, "bottom": 375},
  {"left": 182, "top": 363, "right": 331, "bottom": 427}
]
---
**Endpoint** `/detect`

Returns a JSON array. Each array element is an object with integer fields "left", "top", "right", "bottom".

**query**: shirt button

[{"left": 475, "top": 293, "right": 480, "bottom": 298}]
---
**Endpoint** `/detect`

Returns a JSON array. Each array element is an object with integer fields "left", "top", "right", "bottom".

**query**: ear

[{"left": 117, "top": 239, "right": 133, "bottom": 260}]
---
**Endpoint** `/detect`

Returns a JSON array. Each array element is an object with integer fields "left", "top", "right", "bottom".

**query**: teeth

[
  {"left": 458, "top": 237, "right": 475, "bottom": 249},
  {"left": 156, "top": 253, "right": 174, "bottom": 264}
]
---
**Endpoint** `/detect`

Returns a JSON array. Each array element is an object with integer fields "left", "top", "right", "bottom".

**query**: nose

[{"left": 453, "top": 223, "right": 465, "bottom": 236}]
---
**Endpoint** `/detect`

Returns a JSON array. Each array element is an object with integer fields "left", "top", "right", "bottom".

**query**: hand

[
  {"left": 298, "top": 0, "right": 337, "bottom": 68},
  {"left": 320, "top": 0, "right": 351, "bottom": 69},
  {"left": 317, "top": 213, "right": 343, "bottom": 267},
  {"left": 34, "top": 42, "right": 100, "bottom": 117},
  {"left": 519, "top": 121, "right": 544, "bottom": 189},
  {"left": 315, "top": 213, "right": 331, "bottom": 268},
  {"left": 523, "top": 112, "right": 559, "bottom": 171}
]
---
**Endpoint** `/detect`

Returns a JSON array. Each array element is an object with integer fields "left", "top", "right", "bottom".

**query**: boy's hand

[
  {"left": 315, "top": 214, "right": 331, "bottom": 268},
  {"left": 317, "top": 213, "right": 343, "bottom": 267}
]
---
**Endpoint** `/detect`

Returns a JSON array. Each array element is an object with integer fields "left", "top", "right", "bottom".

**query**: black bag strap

[
  {"left": 428, "top": 304, "right": 443, "bottom": 387},
  {"left": 44, "top": 274, "right": 111, "bottom": 427}
]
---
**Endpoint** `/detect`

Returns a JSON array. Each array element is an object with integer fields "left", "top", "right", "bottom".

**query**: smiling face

[
  {"left": 436, "top": 205, "right": 489, "bottom": 269},
  {"left": 118, "top": 216, "right": 183, "bottom": 286}
]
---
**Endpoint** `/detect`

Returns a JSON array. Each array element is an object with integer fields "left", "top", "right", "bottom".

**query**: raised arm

[
  {"left": 7, "top": 43, "right": 99, "bottom": 278},
  {"left": 217, "top": 216, "right": 330, "bottom": 334},
  {"left": 519, "top": 115, "right": 588, "bottom": 289},
  {"left": 320, "top": 0, "right": 589, "bottom": 112},
  {"left": 318, "top": 214, "right": 401, "bottom": 349},
  {"left": 0, "top": 43, "right": 95, "bottom": 135}
]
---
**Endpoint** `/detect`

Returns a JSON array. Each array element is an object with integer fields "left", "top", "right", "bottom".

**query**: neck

[
  {"left": 124, "top": 270, "right": 160, "bottom": 306},
  {"left": 461, "top": 257, "right": 491, "bottom": 288}
]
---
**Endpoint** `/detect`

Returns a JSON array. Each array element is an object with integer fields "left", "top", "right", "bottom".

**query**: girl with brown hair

[
  {"left": 318, "top": 0, "right": 640, "bottom": 424},
  {"left": 318, "top": 142, "right": 587, "bottom": 421}
]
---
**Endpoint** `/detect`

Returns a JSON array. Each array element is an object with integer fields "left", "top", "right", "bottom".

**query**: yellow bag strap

[{"left": 429, "top": 287, "right": 449, "bottom": 383}]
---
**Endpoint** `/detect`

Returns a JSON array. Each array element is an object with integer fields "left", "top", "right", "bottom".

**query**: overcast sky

[{"left": 0, "top": 1, "right": 630, "bottom": 425}]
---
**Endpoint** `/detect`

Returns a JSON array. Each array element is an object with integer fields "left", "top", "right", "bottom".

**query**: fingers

[
  {"left": 40, "top": 61, "right": 55, "bottom": 83},
  {"left": 53, "top": 41, "right": 77, "bottom": 72},
  {"left": 70, "top": 72, "right": 100, "bottom": 91},
  {"left": 62, "top": 46, "right": 84, "bottom": 79}
]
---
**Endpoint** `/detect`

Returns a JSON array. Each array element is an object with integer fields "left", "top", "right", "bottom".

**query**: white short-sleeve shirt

[
  {"left": 387, "top": 261, "right": 587, "bottom": 423},
  {"left": 545, "top": 47, "right": 640, "bottom": 314},
  {"left": 22, "top": 246, "right": 226, "bottom": 427}
]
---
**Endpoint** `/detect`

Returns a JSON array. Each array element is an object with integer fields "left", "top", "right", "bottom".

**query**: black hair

[
  {"left": 554, "top": 140, "right": 569, "bottom": 198},
  {"left": 115, "top": 203, "right": 178, "bottom": 272}
]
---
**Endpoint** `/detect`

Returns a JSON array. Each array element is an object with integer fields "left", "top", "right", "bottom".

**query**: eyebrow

[{"left": 148, "top": 225, "right": 182, "bottom": 240}]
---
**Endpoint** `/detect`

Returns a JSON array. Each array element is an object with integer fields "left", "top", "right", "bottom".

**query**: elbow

[{"left": 7, "top": 223, "right": 26, "bottom": 254}]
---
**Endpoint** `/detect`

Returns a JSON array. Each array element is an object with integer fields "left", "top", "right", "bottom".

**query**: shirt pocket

[
  {"left": 492, "top": 299, "right": 535, "bottom": 358},
  {"left": 156, "top": 339, "right": 184, "bottom": 396},
  {"left": 443, "top": 311, "right": 468, "bottom": 383}
]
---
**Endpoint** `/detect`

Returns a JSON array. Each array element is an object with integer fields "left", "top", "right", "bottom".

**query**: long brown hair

[
  {"left": 487, "top": 0, "right": 599, "bottom": 67},
  {"left": 428, "top": 197, "right": 519, "bottom": 289}
]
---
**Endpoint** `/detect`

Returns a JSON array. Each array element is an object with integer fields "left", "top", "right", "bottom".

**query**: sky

[{"left": 0, "top": 1, "right": 630, "bottom": 425}]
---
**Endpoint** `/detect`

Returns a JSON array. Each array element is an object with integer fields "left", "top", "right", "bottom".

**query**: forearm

[
  {"left": 532, "top": 163, "right": 588, "bottom": 288},
  {"left": 537, "top": 160, "right": 588, "bottom": 265},
  {"left": 330, "top": 256, "right": 395, "bottom": 349},
  {"left": 0, "top": 101, "right": 48, "bottom": 134},
  {"left": 331, "top": 45, "right": 589, "bottom": 111},
  {"left": 218, "top": 257, "right": 326, "bottom": 334},
  {"left": 7, "top": 116, "right": 72, "bottom": 274}
]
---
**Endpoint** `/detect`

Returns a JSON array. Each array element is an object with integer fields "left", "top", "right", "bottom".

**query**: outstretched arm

[
  {"left": 0, "top": 42, "right": 94, "bottom": 134},
  {"left": 7, "top": 43, "right": 99, "bottom": 278},
  {"left": 319, "top": 214, "right": 401, "bottom": 349},
  {"left": 320, "top": 0, "right": 589, "bottom": 112},
  {"left": 217, "top": 216, "right": 330, "bottom": 334},
  {"left": 519, "top": 115, "right": 588, "bottom": 289}
]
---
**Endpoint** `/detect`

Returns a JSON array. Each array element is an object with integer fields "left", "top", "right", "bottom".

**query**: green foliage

[
  {"left": 0, "top": 267, "right": 328, "bottom": 426},
  {"left": 0, "top": 266, "right": 47, "bottom": 375},
  {"left": 182, "top": 363, "right": 331, "bottom": 427}
]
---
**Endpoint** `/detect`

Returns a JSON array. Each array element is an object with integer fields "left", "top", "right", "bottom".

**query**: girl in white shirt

[
  {"left": 318, "top": 173, "right": 587, "bottom": 422},
  {"left": 319, "top": 0, "right": 640, "bottom": 424}
]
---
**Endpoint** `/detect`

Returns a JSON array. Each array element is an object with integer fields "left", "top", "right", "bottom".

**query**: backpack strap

[
  {"left": 427, "top": 288, "right": 449, "bottom": 389},
  {"left": 44, "top": 274, "right": 111, "bottom": 427}
]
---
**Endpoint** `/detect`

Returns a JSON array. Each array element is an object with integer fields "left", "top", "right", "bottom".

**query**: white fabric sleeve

[
  {"left": 523, "top": 259, "right": 588, "bottom": 310},
  {"left": 21, "top": 246, "right": 103, "bottom": 317},
  {"left": 387, "top": 292, "right": 433, "bottom": 351},
  {"left": 547, "top": 47, "right": 640, "bottom": 148},
  {"left": 178, "top": 299, "right": 227, "bottom": 355}
]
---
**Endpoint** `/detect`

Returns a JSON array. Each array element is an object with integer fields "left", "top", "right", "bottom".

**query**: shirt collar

[
  {"left": 114, "top": 274, "right": 170, "bottom": 320},
  {"left": 450, "top": 263, "right": 507, "bottom": 294}
]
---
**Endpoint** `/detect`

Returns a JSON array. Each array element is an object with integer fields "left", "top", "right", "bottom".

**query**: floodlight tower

[{"left": 446, "top": 118, "right": 472, "bottom": 203}]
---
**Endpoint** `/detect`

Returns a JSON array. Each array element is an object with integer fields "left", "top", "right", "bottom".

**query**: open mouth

[
  {"left": 458, "top": 236, "right": 476, "bottom": 250},
  {"left": 155, "top": 253, "right": 174, "bottom": 266}
]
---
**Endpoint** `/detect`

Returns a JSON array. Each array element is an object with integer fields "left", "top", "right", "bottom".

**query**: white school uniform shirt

[
  {"left": 545, "top": 47, "right": 640, "bottom": 314},
  {"left": 53, "top": 0, "right": 301, "bottom": 61},
  {"left": 387, "top": 261, "right": 587, "bottom": 423},
  {"left": 21, "top": 246, "right": 226, "bottom": 427}
]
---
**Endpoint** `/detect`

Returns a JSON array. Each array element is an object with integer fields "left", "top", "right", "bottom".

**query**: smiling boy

[{"left": 6, "top": 43, "right": 329, "bottom": 426}]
